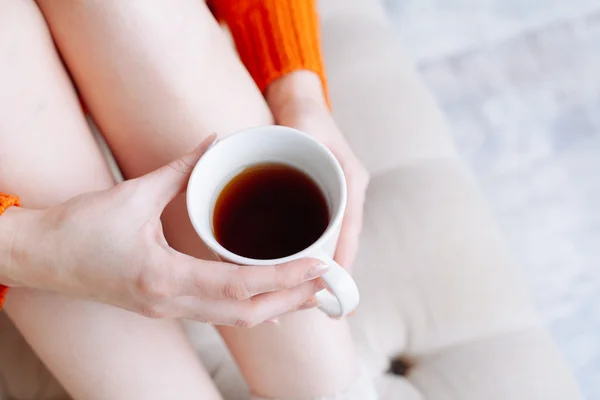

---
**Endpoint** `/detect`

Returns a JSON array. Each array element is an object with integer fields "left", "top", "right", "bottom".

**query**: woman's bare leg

[
  {"left": 0, "top": 2, "right": 220, "bottom": 399},
  {"left": 37, "top": 0, "right": 360, "bottom": 397}
]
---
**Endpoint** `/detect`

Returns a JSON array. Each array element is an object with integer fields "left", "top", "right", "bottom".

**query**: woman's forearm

[
  {"left": 0, "top": 206, "right": 35, "bottom": 287},
  {"left": 266, "top": 70, "right": 327, "bottom": 114}
]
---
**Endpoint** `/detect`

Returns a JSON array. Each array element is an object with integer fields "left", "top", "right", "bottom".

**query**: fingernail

[
  {"left": 304, "top": 264, "right": 330, "bottom": 280},
  {"left": 206, "top": 135, "right": 219, "bottom": 150},
  {"left": 316, "top": 279, "right": 328, "bottom": 291},
  {"left": 264, "top": 317, "right": 280, "bottom": 326},
  {"left": 298, "top": 296, "right": 320, "bottom": 310}
]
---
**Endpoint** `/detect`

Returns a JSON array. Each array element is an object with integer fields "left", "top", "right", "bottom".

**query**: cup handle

[{"left": 313, "top": 251, "right": 360, "bottom": 318}]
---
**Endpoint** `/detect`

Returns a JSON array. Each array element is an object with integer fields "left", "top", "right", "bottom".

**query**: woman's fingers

[
  {"left": 239, "top": 279, "right": 324, "bottom": 326},
  {"left": 169, "top": 279, "right": 325, "bottom": 326},
  {"left": 176, "top": 253, "right": 329, "bottom": 299},
  {"left": 135, "top": 133, "right": 218, "bottom": 212},
  {"left": 335, "top": 212, "right": 361, "bottom": 270},
  {"left": 262, "top": 295, "right": 322, "bottom": 325},
  {"left": 334, "top": 164, "right": 369, "bottom": 270}
]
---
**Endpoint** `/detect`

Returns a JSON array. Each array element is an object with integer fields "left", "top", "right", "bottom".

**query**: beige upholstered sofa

[{"left": 0, "top": 0, "right": 582, "bottom": 399}]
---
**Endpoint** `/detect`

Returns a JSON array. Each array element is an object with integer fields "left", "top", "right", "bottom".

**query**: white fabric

[
  {"left": 0, "top": 1, "right": 582, "bottom": 399},
  {"left": 249, "top": 363, "right": 377, "bottom": 400}
]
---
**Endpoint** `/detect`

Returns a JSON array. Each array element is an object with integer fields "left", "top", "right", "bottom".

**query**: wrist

[
  {"left": 0, "top": 206, "right": 39, "bottom": 287},
  {"left": 266, "top": 70, "right": 329, "bottom": 118}
]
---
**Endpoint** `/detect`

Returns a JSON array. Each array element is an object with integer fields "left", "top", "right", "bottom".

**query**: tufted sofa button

[{"left": 388, "top": 358, "right": 411, "bottom": 376}]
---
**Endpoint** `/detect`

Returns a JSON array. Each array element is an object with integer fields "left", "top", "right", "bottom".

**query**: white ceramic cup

[{"left": 186, "top": 126, "right": 360, "bottom": 318}]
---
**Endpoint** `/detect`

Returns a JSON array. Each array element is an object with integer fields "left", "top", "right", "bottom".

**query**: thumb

[{"left": 139, "top": 133, "right": 218, "bottom": 211}]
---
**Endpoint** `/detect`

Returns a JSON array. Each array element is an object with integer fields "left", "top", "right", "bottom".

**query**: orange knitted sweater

[
  {"left": 209, "top": 0, "right": 328, "bottom": 98},
  {"left": 0, "top": 194, "right": 19, "bottom": 310}
]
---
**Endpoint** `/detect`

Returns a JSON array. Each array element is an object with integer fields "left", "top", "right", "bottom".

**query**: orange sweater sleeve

[
  {"left": 209, "top": 0, "right": 328, "bottom": 100},
  {"left": 0, "top": 193, "right": 20, "bottom": 310}
]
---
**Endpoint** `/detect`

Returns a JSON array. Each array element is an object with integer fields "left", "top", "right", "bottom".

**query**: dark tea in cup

[{"left": 213, "top": 163, "right": 330, "bottom": 260}]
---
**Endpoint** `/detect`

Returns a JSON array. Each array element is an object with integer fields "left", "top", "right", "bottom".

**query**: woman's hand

[
  {"left": 267, "top": 72, "right": 370, "bottom": 271},
  {"left": 1, "top": 135, "right": 327, "bottom": 327}
]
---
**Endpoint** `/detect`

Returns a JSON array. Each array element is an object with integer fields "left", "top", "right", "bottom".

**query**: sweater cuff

[
  {"left": 0, "top": 193, "right": 20, "bottom": 310},
  {"left": 211, "top": 0, "right": 328, "bottom": 99}
]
